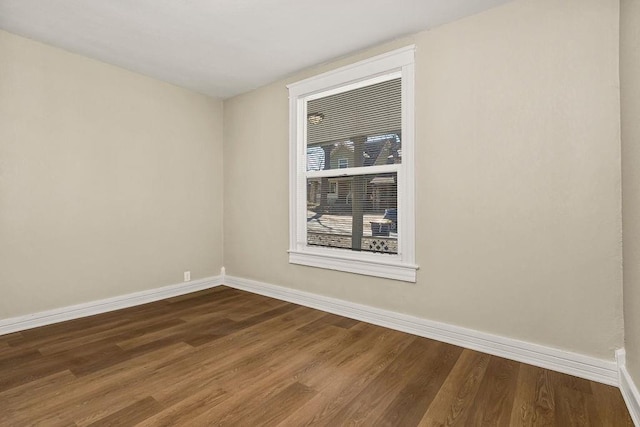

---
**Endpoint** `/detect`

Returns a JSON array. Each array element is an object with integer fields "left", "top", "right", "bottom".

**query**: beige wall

[
  {"left": 0, "top": 30, "right": 224, "bottom": 318},
  {"left": 224, "top": 0, "right": 623, "bottom": 359},
  {"left": 622, "top": 0, "right": 640, "bottom": 384}
]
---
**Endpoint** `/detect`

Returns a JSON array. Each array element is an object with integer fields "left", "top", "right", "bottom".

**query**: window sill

[{"left": 288, "top": 249, "right": 417, "bottom": 282}]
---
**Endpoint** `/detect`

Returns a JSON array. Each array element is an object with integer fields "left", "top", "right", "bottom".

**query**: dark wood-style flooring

[{"left": 0, "top": 286, "right": 633, "bottom": 426}]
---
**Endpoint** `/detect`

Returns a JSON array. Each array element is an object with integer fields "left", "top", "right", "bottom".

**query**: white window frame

[
  {"left": 287, "top": 46, "right": 417, "bottom": 282},
  {"left": 337, "top": 158, "right": 349, "bottom": 169}
]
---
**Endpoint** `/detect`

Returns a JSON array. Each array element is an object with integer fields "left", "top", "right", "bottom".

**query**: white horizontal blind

[
  {"left": 307, "top": 77, "right": 401, "bottom": 146},
  {"left": 304, "top": 75, "right": 401, "bottom": 253}
]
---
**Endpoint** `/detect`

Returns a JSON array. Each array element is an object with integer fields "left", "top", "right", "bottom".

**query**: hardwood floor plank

[
  {"left": 0, "top": 370, "right": 77, "bottom": 419},
  {"left": 0, "top": 349, "right": 43, "bottom": 369},
  {"left": 0, "top": 286, "right": 633, "bottom": 426},
  {"left": 69, "top": 337, "right": 188, "bottom": 377},
  {"left": 277, "top": 327, "right": 416, "bottom": 426},
  {"left": 5, "top": 318, "right": 135, "bottom": 353},
  {"left": 148, "top": 307, "right": 330, "bottom": 406},
  {"left": 321, "top": 337, "right": 445, "bottom": 425},
  {"left": 2, "top": 343, "right": 195, "bottom": 426},
  {"left": 297, "top": 312, "right": 360, "bottom": 333},
  {"left": 163, "top": 286, "right": 238, "bottom": 304},
  {"left": 466, "top": 356, "right": 521, "bottom": 426},
  {"left": 114, "top": 316, "right": 233, "bottom": 351},
  {"left": 225, "top": 381, "right": 317, "bottom": 426},
  {"left": 418, "top": 349, "right": 491, "bottom": 426},
  {"left": 85, "top": 396, "right": 162, "bottom": 427},
  {"left": 209, "top": 323, "right": 372, "bottom": 422},
  {"left": 136, "top": 388, "right": 229, "bottom": 426},
  {"left": 0, "top": 331, "right": 24, "bottom": 345},
  {"left": 0, "top": 353, "right": 78, "bottom": 393},
  {"left": 373, "top": 342, "right": 464, "bottom": 426},
  {"left": 548, "top": 368, "right": 594, "bottom": 394},
  {"left": 128, "top": 316, "right": 236, "bottom": 350},
  {"left": 550, "top": 369, "right": 611, "bottom": 426},
  {"left": 508, "top": 363, "right": 555, "bottom": 426},
  {"left": 172, "top": 322, "right": 350, "bottom": 424},
  {"left": 38, "top": 317, "right": 187, "bottom": 356},
  {"left": 223, "top": 296, "right": 292, "bottom": 322},
  {"left": 554, "top": 385, "right": 594, "bottom": 426}
]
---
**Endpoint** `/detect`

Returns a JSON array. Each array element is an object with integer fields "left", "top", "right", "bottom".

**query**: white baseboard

[
  {"left": 224, "top": 275, "right": 619, "bottom": 386},
  {"left": 1, "top": 271, "right": 632, "bottom": 417},
  {"left": 0, "top": 275, "right": 223, "bottom": 336},
  {"left": 1, "top": 271, "right": 632, "bottom": 416},
  {"left": 618, "top": 350, "right": 640, "bottom": 426}
]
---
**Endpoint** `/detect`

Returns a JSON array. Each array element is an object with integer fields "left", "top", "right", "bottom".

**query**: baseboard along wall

[
  {"left": 1, "top": 270, "right": 638, "bottom": 423},
  {"left": 223, "top": 274, "right": 619, "bottom": 387},
  {"left": 0, "top": 275, "right": 223, "bottom": 336},
  {"left": 618, "top": 350, "right": 640, "bottom": 426}
]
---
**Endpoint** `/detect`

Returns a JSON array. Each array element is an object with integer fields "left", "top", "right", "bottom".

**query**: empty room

[{"left": 1, "top": 0, "right": 639, "bottom": 425}]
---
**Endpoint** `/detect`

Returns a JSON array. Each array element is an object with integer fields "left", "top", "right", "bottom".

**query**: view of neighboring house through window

[
  {"left": 288, "top": 46, "right": 417, "bottom": 282},
  {"left": 305, "top": 128, "right": 401, "bottom": 253}
]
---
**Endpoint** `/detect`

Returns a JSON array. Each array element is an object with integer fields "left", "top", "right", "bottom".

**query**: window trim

[{"left": 287, "top": 45, "right": 417, "bottom": 282}]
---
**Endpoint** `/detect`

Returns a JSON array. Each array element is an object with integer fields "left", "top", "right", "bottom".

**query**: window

[{"left": 288, "top": 46, "right": 417, "bottom": 282}]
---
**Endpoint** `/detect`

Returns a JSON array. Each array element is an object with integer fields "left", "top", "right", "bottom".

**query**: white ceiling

[{"left": 0, "top": 0, "right": 513, "bottom": 99}]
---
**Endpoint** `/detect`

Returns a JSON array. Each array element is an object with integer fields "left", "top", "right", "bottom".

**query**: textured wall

[
  {"left": 0, "top": 30, "right": 224, "bottom": 318},
  {"left": 223, "top": 0, "right": 622, "bottom": 359}
]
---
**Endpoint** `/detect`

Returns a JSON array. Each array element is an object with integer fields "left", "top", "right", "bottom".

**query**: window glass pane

[
  {"left": 306, "top": 172, "right": 398, "bottom": 254},
  {"left": 305, "top": 77, "right": 402, "bottom": 172},
  {"left": 306, "top": 134, "right": 401, "bottom": 172}
]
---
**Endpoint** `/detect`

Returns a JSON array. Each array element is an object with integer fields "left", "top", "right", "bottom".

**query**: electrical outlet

[{"left": 184, "top": 271, "right": 191, "bottom": 282}]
